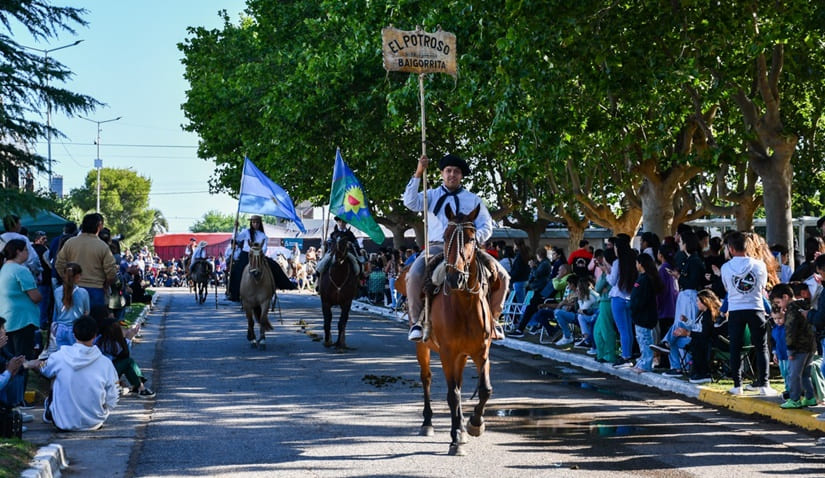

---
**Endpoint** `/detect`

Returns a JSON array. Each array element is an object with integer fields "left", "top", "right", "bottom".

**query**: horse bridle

[
  {"left": 443, "top": 220, "right": 483, "bottom": 295},
  {"left": 327, "top": 237, "right": 351, "bottom": 292}
]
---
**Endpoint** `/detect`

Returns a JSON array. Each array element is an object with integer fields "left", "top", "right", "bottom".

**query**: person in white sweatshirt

[
  {"left": 721, "top": 231, "right": 774, "bottom": 397},
  {"left": 33, "top": 315, "right": 119, "bottom": 431}
]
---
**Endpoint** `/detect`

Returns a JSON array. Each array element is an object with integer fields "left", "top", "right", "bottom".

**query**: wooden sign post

[{"left": 382, "top": 25, "right": 457, "bottom": 330}]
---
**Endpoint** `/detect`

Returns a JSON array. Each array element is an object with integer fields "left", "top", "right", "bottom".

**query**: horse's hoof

[
  {"left": 466, "top": 419, "right": 485, "bottom": 437},
  {"left": 448, "top": 444, "right": 465, "bottom": 456},
  {"left": 420, "top": 426, "right": 434, "bottom": 437}
]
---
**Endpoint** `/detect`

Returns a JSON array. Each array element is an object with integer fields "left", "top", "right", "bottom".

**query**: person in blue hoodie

[{"left": 721, "top": 231, "right": 773, "bottom": 396}]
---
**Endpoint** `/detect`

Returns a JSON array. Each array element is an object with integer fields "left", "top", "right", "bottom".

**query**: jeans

[
  {"left": 577, "top": 312, "right": 598, "bottom": 341},
  {"left": 611, "top": 297, "right": 633, "bottom": 360},
  {"left": 512, "top": 281, "right": 527, "bottom": 303},
  {"left": 554, "top": 309, "right": 577, "bottom": 339},
  {"left": 669, "top": 336, "right": 692, "bottom": 372},
  {"left": 83, "top": 287, "right": 106, "bottom": 309},
  {"left": 388, "top": 276, "right": 398, "bottom": 308},
  {"left": 37, "top": 284, "right": 52, "bottom": 329},
  {"left": 635, "top": 325, "right": 654, "bottom": 371},
  {"left": 787, "top": 351, "right": 814, "bottom": 401}
]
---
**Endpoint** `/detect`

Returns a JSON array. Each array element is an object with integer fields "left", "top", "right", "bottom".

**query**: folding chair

[
  {"left": 711, "top": 325, "right": 754, "bottom": 382},
  {"left": 501, "top": 290, "right": 533, "bottom": 333}
]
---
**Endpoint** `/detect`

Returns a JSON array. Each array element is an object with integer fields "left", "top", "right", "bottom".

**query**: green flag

[{"left": 329, "top": 149, "right": 385, "bottom": 244}]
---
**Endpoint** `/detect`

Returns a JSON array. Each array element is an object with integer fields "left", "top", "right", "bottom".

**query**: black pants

[
  {"left": 728, "top": 309, "right": 769, "bottom": 387},
  {"left": 229, "top": 252, "right": 295, "bottom": 301},
  {"left": 516, "top": 293, "right": 546, "bottom": 332}
]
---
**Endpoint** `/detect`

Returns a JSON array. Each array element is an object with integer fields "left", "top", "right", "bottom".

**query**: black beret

[{"left": 438, "top": 153, "right": 470, "bottom": 176}]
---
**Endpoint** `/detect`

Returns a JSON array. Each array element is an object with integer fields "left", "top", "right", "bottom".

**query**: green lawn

[{"left": 0, "top": 439, "right": 36, "bottom": 478}]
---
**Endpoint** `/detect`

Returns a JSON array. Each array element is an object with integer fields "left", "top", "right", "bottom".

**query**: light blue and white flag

[{"left": 238, "top": 157, "right": 306, "bottom": 233}]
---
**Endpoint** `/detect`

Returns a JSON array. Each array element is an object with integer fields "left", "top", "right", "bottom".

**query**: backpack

[{"left": 0, "top": 405, "right": 23, "bottom": 439}]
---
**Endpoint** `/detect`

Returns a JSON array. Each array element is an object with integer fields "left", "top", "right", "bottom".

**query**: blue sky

[{"left": 17, "top": 1, "right": 247, "bottom": 232}]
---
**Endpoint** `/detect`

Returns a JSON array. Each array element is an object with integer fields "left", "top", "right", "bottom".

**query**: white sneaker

[
  {"left": 758, "top": 386, "right": 778, "bottom": 397},
  {"left": 555, "top": 336, "right": 574, "bottom": 346},
  {"left": 817, "top": 412, "right": 825, "bottom": 422},
  {"left": 408, "top": 325, "right": 423, "bottom": 342},
  {"left": 728, "top": 386, "right": 743, "bottom": 395},
  {"left": 586, "top": 348, "right": 597, "bottom": 355},
  {"left": 20, "top": 412, "right": 34, "bottom": 423}
]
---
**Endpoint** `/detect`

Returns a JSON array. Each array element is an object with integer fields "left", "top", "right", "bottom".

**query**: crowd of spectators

[
  {"left": 498, "top": 217, "right": 825, "bottom": 417},
  {"left": 0, "top": 213, "right": 157, "bottom": 435}
]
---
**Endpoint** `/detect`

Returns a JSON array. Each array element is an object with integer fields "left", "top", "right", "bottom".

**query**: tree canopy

[{"left": 180, "top": 1, "right": 825, "bottom": 252}]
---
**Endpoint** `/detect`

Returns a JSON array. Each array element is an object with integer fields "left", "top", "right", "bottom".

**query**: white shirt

[
  {"left": 235, "top": 229, "right": 268, "bottom": 253},
  {"left": 402, "top": 177, "right": 493, "bottom": 244}
]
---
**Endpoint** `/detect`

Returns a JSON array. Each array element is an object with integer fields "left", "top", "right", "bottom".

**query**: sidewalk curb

[
  {"left": 20, "top": 443, "right": 69, "bottom": 478},
  {"left": 351, "top": 298, "right": 823, "bottom": 436},
  {"left": 19, "top": 295, "right": 158, "bottom": 478}
]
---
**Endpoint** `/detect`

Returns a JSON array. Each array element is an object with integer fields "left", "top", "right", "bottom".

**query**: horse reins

[{"left": 443, "top": 220, "right": 484, "bottom": 295}]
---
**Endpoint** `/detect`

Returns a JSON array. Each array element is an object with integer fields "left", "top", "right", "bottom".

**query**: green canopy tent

[{"left": 19, "top": 210, "right": 70, "bottom": 239}]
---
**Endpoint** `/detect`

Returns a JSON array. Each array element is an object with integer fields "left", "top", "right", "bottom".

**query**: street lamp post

[
  {"left": 21, "top": 40, "right": 84, "bottom": 194},
  {"left": 81, "top": 116, "right": 122, "bottom": 212}
]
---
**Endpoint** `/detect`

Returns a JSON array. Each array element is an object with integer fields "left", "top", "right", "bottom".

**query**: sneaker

[
  {"left": 408, "top": 324, "right": 423, "bottom": 342},
  {"left": 818, "top": 412, "right": 825, "bottom": 421},
  {"left": 586, "top": 348, "right": 598, "bottom": 355},
  {"left": 802, "top": 397, "right": 819, "bottom": 407},
  {"left": 662, "top": 368, "right": 684, "bottom": 378},
  {"left": 138, "top": 388, "right": 156, "bottom": 399},
  {"left": 508, "top": 329, "right": 525, "bottom": 338},
  {"left": 17, "top": 401, "right": 34, "bottom": 410},
  {"left": 629, "top": 366, "right": 646, "bottom": 374},
  {"left": 689, "top": 375, "right": 712, "bottom": 384},
  {"left": 526, "top": 325, "right": 541, "bottom": 336},
  {"left": 758, "top": 386, "right": 779, "bottom": 397},
  {"left": 649, "top": 344, "right": 670, "bottom": 354},
  {"left": 613, "top": 358, "right": 633, "bottom": 368},
  {"left": 20, "top": 412, "right": 33, "bottom": 423},
  {"left": 780, "top": 399, "right": 803, "bottom": 409},
  {"left": 728, "top": 386, "right": 743, "bottom": 396},
  {"left": 555, "top": 336, "right": 574, "bottom": 346},
  {"left": 574, "top": 340, "right": 590, "bottom": 350},
  {"left": 744, "top": 382, "right": 760, "bottom": 391}
]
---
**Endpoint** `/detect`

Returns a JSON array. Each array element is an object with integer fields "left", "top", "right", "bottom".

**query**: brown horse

[
  {"left": 416, "top": 204, "right": 498, "bottom": 456},
  {"left": 318, "top": 234, "right": 359, "bottom": 350},
  {"left": 240, "top": 242, "right": 276, "bottom": 349}
]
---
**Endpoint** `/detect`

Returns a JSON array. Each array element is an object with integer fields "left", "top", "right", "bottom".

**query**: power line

[{"left": 39, "top": 141, "right": 198, "bottom": 149}]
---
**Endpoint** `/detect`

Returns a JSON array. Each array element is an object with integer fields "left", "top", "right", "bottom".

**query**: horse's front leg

[
  {"left": 322, "top": 302, "right": 334, "bottom": 347},
  {"left": 467, "top": 353, "right": 492, "bottom": 437},
  {"left": 446, "top": 377, "right": 464, "bottom": 456},
  {"left": 246, "top": 309, "right": 256, "bottom": 348},
  {"left": 416, "top": 343, "right": 434, "bottom": 436},
  {"left": 335, "top": 302, "right": 351, "bottom": 350}
]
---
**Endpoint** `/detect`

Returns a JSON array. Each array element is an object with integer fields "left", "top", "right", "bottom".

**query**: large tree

[
  {"left": 0, "top": 2, "right": 99, "bottom": 215},
  {"left": 70, "top": 167, "right": 154, "bottom": 248}
]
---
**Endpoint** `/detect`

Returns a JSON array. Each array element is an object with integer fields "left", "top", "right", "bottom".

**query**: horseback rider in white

[{"left": 189, "top": 240, "right": 209, "bottom": 275}]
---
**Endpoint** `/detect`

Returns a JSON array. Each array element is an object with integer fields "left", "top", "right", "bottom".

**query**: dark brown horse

[
  {"left": 417, "top": 204, "right": 499, "bottom": 456},
  {"left": 318, "top": 234, "right": 359, "bottom": 350}
]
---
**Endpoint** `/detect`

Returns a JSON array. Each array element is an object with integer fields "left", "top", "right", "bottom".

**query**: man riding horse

[
  {"left": 315, "top": 216, "right": 361, "bottom": 279},
  {"left": 403, "top": 153, "right": 510, "bottom": 342},
  {"left": 188, "top": 240, "right": 209, "bottom": 276}
]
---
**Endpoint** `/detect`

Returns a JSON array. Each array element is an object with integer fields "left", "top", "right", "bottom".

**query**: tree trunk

[
  {"left": 639, "top": 178, "right": 675, "bottom": 238},
  {"left": 388, "top": 223, "right": 409, "bottom": 248},
  {"left": 566, "top": 224, "right": 585, "bottom": 257},
  {"left": 753, "top": 156, "right": 794, "bottom": 263}
]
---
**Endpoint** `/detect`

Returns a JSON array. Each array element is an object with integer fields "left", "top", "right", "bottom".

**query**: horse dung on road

[
  {"left": 240, "top": 241, "right": 276, "bottom": 349},
  {"left": 318, "top": 235, "right": 359, "bottom": 351}
]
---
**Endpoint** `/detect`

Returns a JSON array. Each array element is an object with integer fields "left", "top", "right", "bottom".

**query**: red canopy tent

[{"left": 152, "top": 233, "right": 232, "bottom": 262}]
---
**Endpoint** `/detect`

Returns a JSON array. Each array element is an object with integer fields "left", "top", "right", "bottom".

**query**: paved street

[{"left": 31, "top": 287, "right": 825, "bottom": 477}]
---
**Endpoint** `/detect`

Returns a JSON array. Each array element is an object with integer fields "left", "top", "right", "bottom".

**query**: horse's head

[
  {"left": 332, "top": 235, "right": 350, "bottom": 264},
  {"left": 442, "top": 204, "right": 480, "bottom": 291},
  {"left": 248, "top": 241, "right": 264, "bottom": 279}
]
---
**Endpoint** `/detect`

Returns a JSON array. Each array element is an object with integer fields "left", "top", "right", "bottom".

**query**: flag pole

[{"left": 227, "top": 159, "right": 246, "bottom": 297}]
